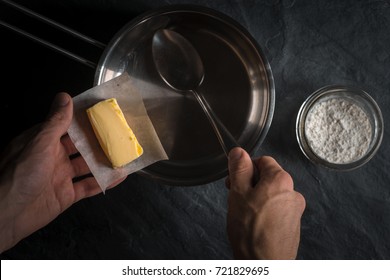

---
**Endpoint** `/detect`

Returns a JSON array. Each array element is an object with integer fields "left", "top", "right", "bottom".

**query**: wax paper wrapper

[{"left": 67, "top": 72, "right": 168, "bottom": 192}]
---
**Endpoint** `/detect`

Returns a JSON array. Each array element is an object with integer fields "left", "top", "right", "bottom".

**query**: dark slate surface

[{"left": 0, "top": 0, "right": 389, "bottom": 259}]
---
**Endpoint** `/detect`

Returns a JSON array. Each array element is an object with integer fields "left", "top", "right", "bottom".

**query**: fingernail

[
  {"left": 55, "top": 92, "right": 70, "bottom": 107},
  {"left": 228, "top": 148, "right": 242, "bottom": 161}
]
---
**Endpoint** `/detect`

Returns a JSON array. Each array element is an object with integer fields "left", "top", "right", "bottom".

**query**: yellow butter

[{"left": 86, "top": 98, "right": 143, "bottom": 168}]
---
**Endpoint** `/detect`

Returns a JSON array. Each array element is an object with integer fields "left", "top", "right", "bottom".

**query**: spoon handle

[
  {"left": 192, "top": 90, "right": 260, "bottom": 185},
  {"left": 191, "top": 90, "right": 239, "bottom": 156}
]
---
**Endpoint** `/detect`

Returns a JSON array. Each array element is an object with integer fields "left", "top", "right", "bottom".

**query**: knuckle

[
  {"left": 273, "top": 168, "right": 293, "bottom": 187},
  {"left": 49, "top": 111, "right": 66, "bottom": 123},
  {"left": 291, "top": 191, "right": 306, "bottom": 212},
  {"left": 276, "top": 191, "right": 306, "bottom": 214},
  {"left": 230, "top": 159, "right": 251, "bottom": 177}
]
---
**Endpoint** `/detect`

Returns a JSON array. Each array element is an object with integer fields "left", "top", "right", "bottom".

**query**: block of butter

[{"left": 86, "top": 98, "right": 143, "bottom": 168}]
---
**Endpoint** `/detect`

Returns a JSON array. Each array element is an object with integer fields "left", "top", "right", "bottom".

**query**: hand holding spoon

[{"left": 152, "top": 29, "right": 259, "bottom": 183}]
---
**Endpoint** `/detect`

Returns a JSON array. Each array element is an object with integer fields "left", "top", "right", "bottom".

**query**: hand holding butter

[
  {"left": 67, "top": 72, "right": 168, "bottom": 192},
  {"left": 86, "top": 98, "right": 143, "bottom": 168}
]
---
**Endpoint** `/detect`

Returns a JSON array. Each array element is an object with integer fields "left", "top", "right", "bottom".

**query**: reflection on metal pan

[{"left": 95, "top": 5, "right": 275, "bottom": 186}]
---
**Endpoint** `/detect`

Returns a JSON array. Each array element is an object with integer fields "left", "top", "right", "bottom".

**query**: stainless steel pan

[{"left": 1, "top": 1, "right": 275, "bottom": 186}]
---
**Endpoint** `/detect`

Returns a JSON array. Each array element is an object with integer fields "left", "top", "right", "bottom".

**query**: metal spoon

[{"left": 152, "top": 29, "right": 239, "bottom": 156}]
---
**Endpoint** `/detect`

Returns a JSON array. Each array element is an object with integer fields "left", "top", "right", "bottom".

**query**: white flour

[{"left": 305, "top": 97, "right": 372, "bottom": 164}]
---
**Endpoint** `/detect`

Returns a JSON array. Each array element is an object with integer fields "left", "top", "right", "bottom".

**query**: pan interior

[{"left": 94, "top": 7, "right": 274, "bottom": 186}]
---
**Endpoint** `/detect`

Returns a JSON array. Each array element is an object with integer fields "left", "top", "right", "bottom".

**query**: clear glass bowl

[{"left": 296, "top": 85, "right": 384, "bottom": 170}]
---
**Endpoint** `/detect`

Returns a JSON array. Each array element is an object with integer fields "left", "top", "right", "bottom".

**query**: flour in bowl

[{"left": 305, "top": 97, "right": 372, "bottom": 164}]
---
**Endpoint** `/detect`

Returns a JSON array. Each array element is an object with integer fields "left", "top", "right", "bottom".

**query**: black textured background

[{"left": 0, "top": 0, "right": 389, "bottom": 259}]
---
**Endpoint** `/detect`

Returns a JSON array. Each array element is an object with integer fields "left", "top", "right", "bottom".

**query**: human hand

[
  {"left": 0, "top": 92, "right": 126, "bottom": 253},
  {"left": 226, "top": 147, "right": 306, "bottom": 259}
]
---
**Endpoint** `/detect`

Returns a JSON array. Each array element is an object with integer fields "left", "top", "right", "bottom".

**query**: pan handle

[{"left": 0, "top": 0, "right": 106, "bottom": 69}]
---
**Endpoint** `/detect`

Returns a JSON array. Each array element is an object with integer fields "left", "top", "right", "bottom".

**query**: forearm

[{"left": 0, "top": 188, "right": 18, "bottom": 253}]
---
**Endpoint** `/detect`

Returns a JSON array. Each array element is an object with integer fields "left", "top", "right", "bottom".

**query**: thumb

[
  {"left": 227, "top": 147, "right": 254, "bottom": 191},
  {"left": 43, "top": 92, "right": 73, "bottom": 138}
]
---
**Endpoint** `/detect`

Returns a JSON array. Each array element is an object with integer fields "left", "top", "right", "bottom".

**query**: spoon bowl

[{"left": 152, "top": 29, "right": 204, "bottom": 91}]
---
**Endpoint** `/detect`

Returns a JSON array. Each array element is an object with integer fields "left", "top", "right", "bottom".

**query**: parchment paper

[{"left": 67, "top": 72, "right": 168, "bottom": 192}]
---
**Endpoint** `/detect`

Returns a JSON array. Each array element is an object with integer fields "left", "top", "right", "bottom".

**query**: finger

[
  {"left": 61, "top": 134, "right": 79, "bottom": 156},
  {"left": 227, "top": 147, "right": 254, "bottom": 192},
  {"left": 70, "top": 155, "right": 91, "bottom": 178},
  {"left": 254, "top": 156, "right": 294, "bottom": 192},
  {"left": 73, "top": 176, "right": 127, "bottom": 202},
  {"left": 73, "top": 177, "right": 103, "bottom": 202},
  {"left": 42, "top": 92, "right": 73, "bottom": 140}
]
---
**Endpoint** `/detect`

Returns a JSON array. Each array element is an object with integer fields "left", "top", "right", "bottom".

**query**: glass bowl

[{"left": 296, "top": 85, "right": 384, "bottom": 170}]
